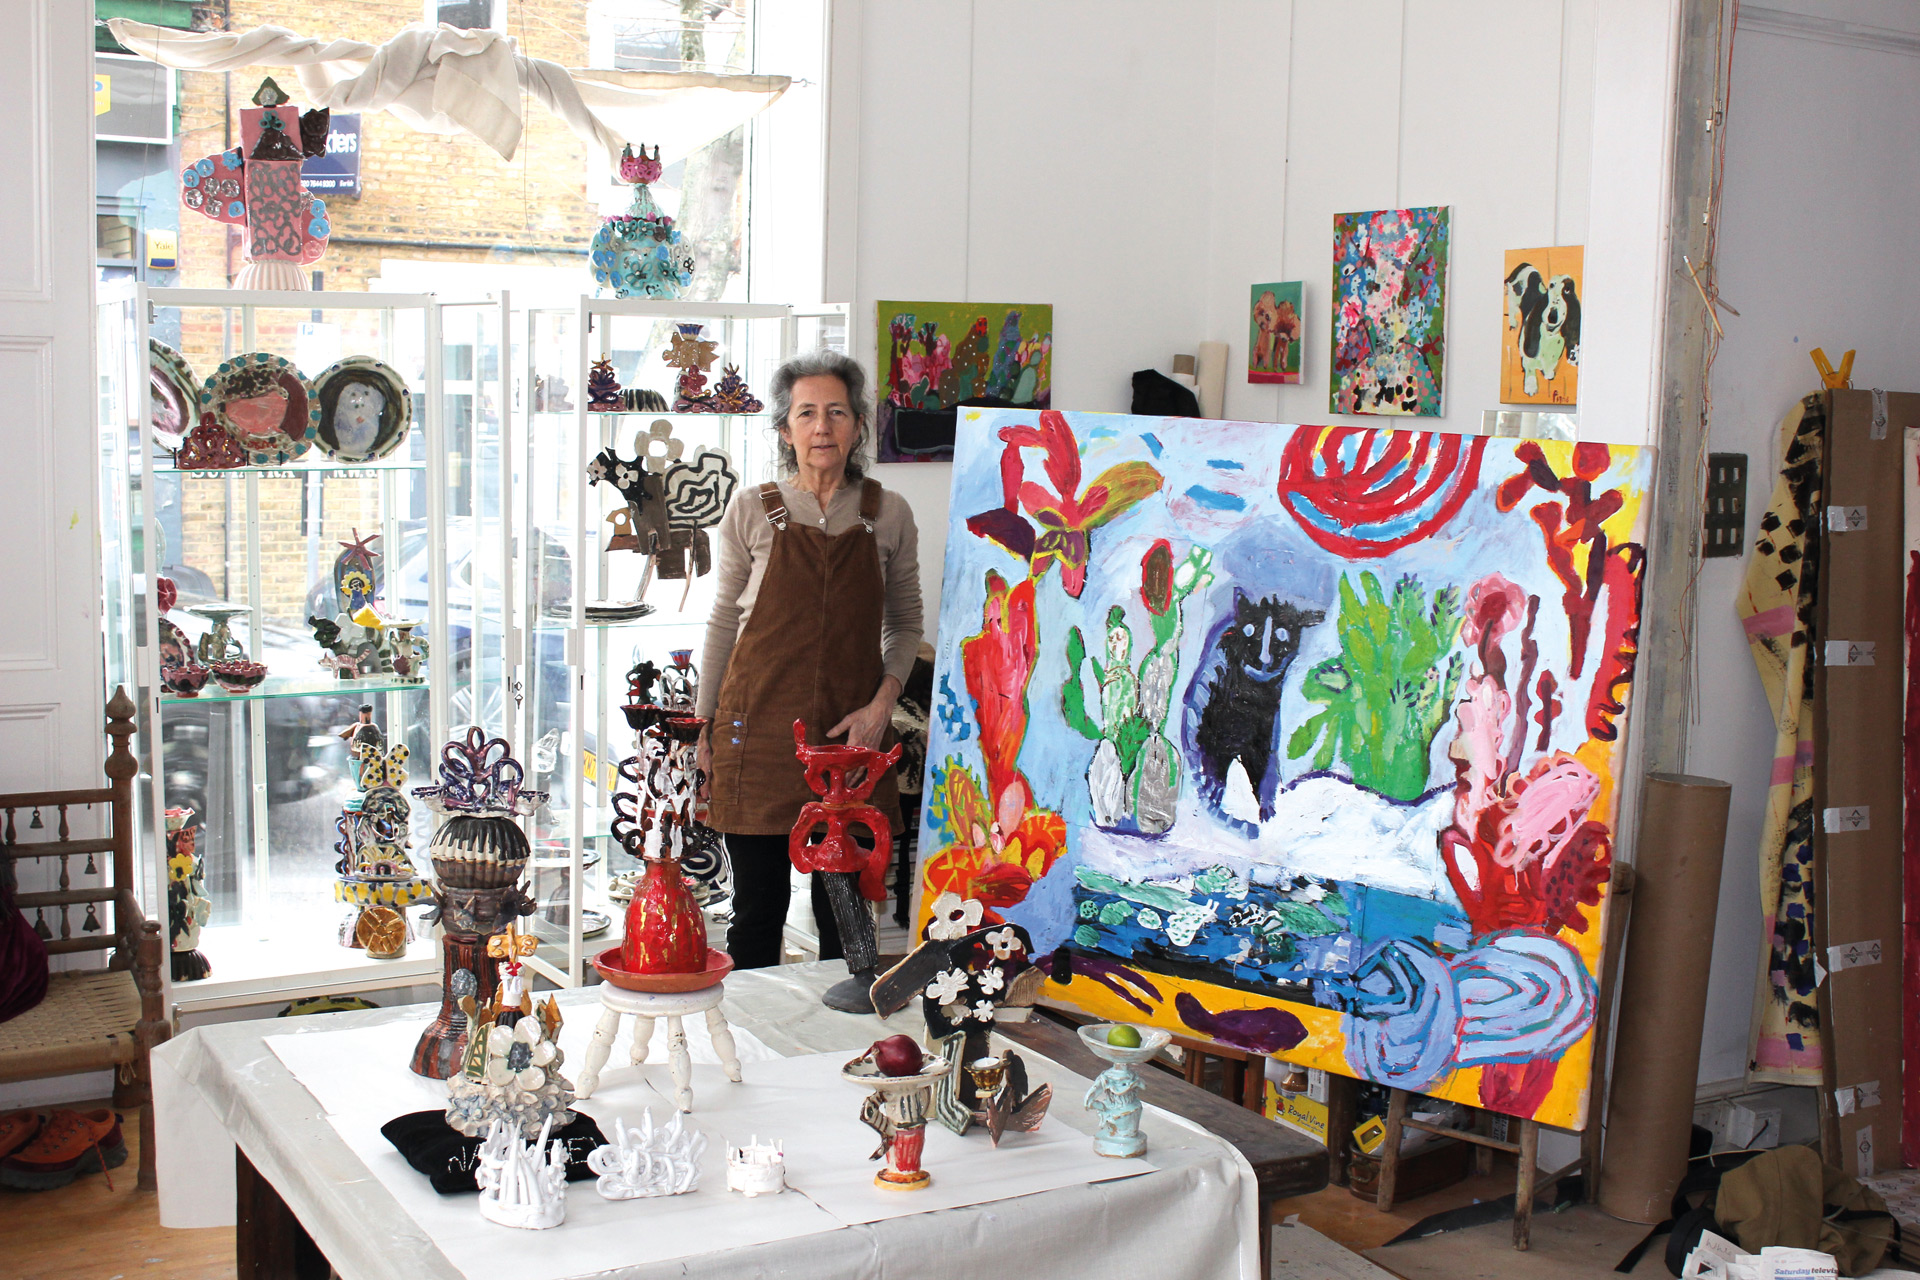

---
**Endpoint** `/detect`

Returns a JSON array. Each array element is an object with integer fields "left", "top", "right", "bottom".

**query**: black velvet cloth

[{"left": 379, "top": 1110, "right": 609, "bottom": 1194}]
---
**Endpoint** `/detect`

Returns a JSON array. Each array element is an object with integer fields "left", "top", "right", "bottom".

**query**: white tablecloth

[{"left": 154, "top": 961, "right": 1261, "bottom": 1279}]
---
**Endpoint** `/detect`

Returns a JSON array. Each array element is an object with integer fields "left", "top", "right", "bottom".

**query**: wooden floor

[{"left": 2, "top": 1093, "right": 1517, "bottom": 1279}]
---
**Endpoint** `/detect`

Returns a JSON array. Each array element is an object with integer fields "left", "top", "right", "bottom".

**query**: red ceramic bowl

[{"left": 593, "top": 945, "right": 733, "bottom": 993}]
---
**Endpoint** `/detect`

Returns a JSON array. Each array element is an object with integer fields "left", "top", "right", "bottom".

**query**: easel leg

[
  {"left": 1325, "top": 1075, "right": 1357, "bottom": 1187},
  {"left": 1514, "top": 1120, "right": 1539, "bottom": 1251},
  {"left": 1376, "top": 1088, "right": 1409, "bottom": 1212}
]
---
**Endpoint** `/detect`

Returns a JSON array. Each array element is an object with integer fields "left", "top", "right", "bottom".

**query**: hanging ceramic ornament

[
  {"left": 589, "top": 144, "right": 694, "bottom": 299},
  {"left": 201, "top": 352, "right": 315, "bottom": 464},
  {"left": 309, "top": 356, "right": 411, "bottom": 463},
  {"left": 180, "top": 78, "right": 330, "bottom": 291}
]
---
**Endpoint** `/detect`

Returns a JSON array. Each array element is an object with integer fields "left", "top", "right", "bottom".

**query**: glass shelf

[
  {"left": 162, "top": 672, "right": 432, "bottom": 704},
  {"left": 530, "top": 613, "right": 707, "bottom": 632},
  {"left": 153, "top": 457, "right": 428, "bottom": 477}
]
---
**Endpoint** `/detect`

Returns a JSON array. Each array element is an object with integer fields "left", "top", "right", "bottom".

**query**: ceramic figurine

[
  {"left": 843, "top": 1045, "right": 949, "bottom": 1191},
  {"left": 475, "top": 1117, "right": 568, "bottom": 1230},
  {"left": 726, "top": 1137, "right": 786, "bottom": 1197},
  {"left": 444, "top": 926, "right": 575, "bottom": 1140},
  {"left": 790, "top": 720, "right": 902, "bottom": 1012},
  {"left": 334, "top": 736, "right": 431, "bottom": 951},
  {"left": 1077, "top": 1023, "right": 1171, "bottom": 1158},
  {"left": 587, "top": 357, "right": 622, "bottom": 411},
  {"left": 387, "top": 621, "right": 424, "bottom": 683},
  {"left": 165, "top": 808, "right": 211, "bottom": 981},
  {"left": 586, "top": 1111, "right": 705, "bottom": 1200},
  {"left": 180, "top": 78, "right": 330, "bottom": 291},
  {"left": 972, "top": 1051, "right": 1052, "bottom": 1147},
  {"left": 588, "top": 143, "right": 693, "bottom": 299},
  {"left": 187, "top": 603, "right": 249, "bottom": 665},
  {"left": 588, "top": 425, "right": 738, "bottom": 603},
  {"left": 706, "top": 365, "right": 765, "bottom": 414},
  {"left": 310, "top": 529, "right": 411, "bottom": 678},
  {"left": 410, "top": 729, "right": 544, "bottom": 1079}
]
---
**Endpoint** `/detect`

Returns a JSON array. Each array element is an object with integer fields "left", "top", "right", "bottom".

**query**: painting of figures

[
  {"left": 876, "top": 301, "right": 1053, "bottom": 461},
  {"left": 916, "top": 408, "right": 1653, "bottom": 1128},
  {"left": 1249, "top": 282, "right": 1304, "bottom": 385},
  {"left": 1330, "top": 207, "right": 1450, "bottom": 417},
  {"left": 1502, "top": 246, "right": 1583, "bottom": 405}
]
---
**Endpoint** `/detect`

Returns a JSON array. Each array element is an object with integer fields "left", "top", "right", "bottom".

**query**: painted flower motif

[
  {"left": 638, "top": 419, "right": 685, "bottom": 474},
  {"left": 976, "top": 966, "right": 1005, "bottom": 995},
  {"left": 925, "top": 968, "right": 969, "bottom": 1004},
  {"left": 985, "top": 927, "right": 1023, "bottom": 960},
  {"left": 926, "top": 892, "right": 983, "bottom": 941},
  {"left": 587, "top": 456, "right": 610, "bottom": 483},
  {"left": 970, "top": 1000, "right": 997, "bottom": 1023},
  {"left": 614, "top": 461, "right": 641, "bottom": 489}
]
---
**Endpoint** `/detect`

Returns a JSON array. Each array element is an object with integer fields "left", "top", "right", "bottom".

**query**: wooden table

[{"left": 998, "top": 1013, "right": 1328, "bottom": 1275}]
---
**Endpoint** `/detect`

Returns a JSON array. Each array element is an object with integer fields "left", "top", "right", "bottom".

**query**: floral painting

[
  {"left": 915, "top": 408, "right": 1652, "bottom": 1128},
  {"left": 876, "top": 301, "right": 1052, "bottom": 462},
  {"left": 1330, "top": 207, "right": 1450, "bottom": 417}
]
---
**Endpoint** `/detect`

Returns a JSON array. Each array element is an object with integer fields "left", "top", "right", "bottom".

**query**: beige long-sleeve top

[{"left": 696, "top": 478, "right": 923, "bottom": 721}]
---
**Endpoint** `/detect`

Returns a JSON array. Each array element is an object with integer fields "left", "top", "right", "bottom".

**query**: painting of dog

[
  {"left": 1248, "top": 282, "right": 1304, "bottom": 384},
  {"left": 1502, "top": 246, "right": 1583, "bottom": 405}
]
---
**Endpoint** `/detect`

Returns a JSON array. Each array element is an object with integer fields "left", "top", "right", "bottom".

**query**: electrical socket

[
  {"left": 1726, "top": 1103, "right": 1781, "bottom": 1149},
  {"left": 1695, "top": 1102, "right": 1729, "bottom": 1149}
]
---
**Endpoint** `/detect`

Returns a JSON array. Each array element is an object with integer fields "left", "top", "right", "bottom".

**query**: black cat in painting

[{"left": 1192, "top": 591, "right": 1323, "bottom": 823}]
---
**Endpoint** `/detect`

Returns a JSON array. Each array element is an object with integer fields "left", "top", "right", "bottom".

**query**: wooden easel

[{"left": 1370, "top": 867, "right": 1635, "bottom": 1250}]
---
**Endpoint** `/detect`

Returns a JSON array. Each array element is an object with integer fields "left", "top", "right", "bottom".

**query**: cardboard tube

[
  {"left": 1195, "top": 341, "right": 1228, "bottom": 418},
  {"left": 1598, "top": 772, "right": 1731, "bottom": 1223}
]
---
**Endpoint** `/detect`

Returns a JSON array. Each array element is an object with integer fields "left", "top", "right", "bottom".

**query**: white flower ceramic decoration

[
  {"left": 925, "top": 968, "right": 969, "bottom": 1004},
  {"left": 927, "top": 893, "right": 983, "bottom": 941},
  {"left": 587, "top": 1111, "right": 706, "bottom": 1200},
  {"left": 638, "top": 419, "right": 686, "bottom": 474},
  {"left": 476, "top": 1117, "right": 568, "bottom": 1230}
]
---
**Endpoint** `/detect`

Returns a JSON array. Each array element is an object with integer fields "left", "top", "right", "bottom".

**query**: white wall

[{"left": 1686, "top": 0, "right": 1920, "bottom": 1085}]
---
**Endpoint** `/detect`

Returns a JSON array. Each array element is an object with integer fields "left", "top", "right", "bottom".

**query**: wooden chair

[{"left": 0, "top": 689, "right": 170, "bottom": 1190}]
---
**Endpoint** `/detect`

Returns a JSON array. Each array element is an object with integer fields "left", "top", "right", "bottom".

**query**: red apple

[{"left": 870, "top": 1034, "right": 923, "bottom": 1077}]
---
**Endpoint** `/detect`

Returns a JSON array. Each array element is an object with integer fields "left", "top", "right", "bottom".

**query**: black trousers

[{"left": 724, "top": 833, "right": 843, "bottom": 969}]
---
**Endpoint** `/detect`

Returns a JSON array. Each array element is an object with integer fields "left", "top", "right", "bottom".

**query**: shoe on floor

[
  {"left": 0, "top": 1108, "right": 125, "bottom": 1190},
  {"left": 0, "top": 1110, "right": 41, "bottom": 1160}
]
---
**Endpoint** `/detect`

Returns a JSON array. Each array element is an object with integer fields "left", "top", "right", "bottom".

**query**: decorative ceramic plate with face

[
  {"left": 149, "top": 340, "right": 200, "bottom": 451},
  {"left": 309, "top": 355, "right": 412, "bottom": 463},
  {"left": 201, "top": 352, "right": 314, "bottom": 465}
]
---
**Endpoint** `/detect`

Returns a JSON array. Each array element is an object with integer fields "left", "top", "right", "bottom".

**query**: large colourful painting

[
  {"left": 916, "top": 408, "right": 1653, "bottom": 1128},
  {"left": 876, "top": 301, "right": 1052, "bottom": 462},
  {"left": 1330, "top": 207, "right": 1450, "bottom": 417}
]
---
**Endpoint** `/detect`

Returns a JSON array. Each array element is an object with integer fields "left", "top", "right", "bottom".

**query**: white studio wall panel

[
  {"left": 1686, "top": 1, "right": 1920, "bottom": 1086},
  {"left": 0, "top": 0, "right": 104, "bottom": 791}
]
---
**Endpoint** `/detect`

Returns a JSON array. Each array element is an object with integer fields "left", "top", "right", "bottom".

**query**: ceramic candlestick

[
  {"left": 726, "top": 1137, "right": 786, "bottom": 1197},
  {"left": 843, "top": 1047, "right": 949, "bottom": 1191}
]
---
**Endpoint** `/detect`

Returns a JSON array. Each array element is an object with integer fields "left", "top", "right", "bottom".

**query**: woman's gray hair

[{"left": 770, "top": 350, "right": 873, "bottom": 480}]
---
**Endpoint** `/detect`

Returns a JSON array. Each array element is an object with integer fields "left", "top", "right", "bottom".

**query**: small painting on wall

[
  {"left": 1248, "top": 283, "right": 1304, "bottom": 385},
  {"left": 876, "top": 301, "right": 1053, "bottom": 462},
  {"left": 1502, "top": 246, "right": 1583, "bottom": 405},
  {"left": 1330, "top": 206, "right": 1451, "bottom": 417}
]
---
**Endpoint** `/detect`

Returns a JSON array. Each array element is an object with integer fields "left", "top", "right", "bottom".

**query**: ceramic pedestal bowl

[
  {"left": 841, "top": 1048, "right": 951, "bottom": 1191},
  {"left": 592, "top": 945, "right": 733, "bottom": 993},
  {"left": 209, "top": 659, "right": 268, "bottom": 694},
  {"left": 1076, "top": 1023, "right": 1173, "bottom": 1067},
  {"left": 1075, "top": 1024, "right": 1171, "bottom": 1159},
  {"left": 162, "top": 664, "right": 211, "bottom": 698}
]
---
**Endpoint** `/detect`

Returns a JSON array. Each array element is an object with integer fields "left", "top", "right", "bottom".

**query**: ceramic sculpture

[
  {"left": 444, "top": 930, "right": 575, "bottom": 1140},
  {"left": 659, "top": 649, "right": 698, "bottom": 713},
  {"left": 587, "top": 357, "right": 622, "bottom": 410},
  {"left": 173, "top": 414, "right": 247, "bottom": 470},
  {"left": 725, "top": 1137, "right": 786, "bottom": 1197},
  {"left": 586, "top": 1111, "right": 705, "bottom": 1200},
  {"left": 611, "top": 726, "right": 710, "bottom": 978},
  {"left": 309, "top": 529, "right": 418, "bottom": 679},
  {"left": 843, "top": 1045, "right": 949, "bottom": 1191},
  {"left": 410, "top": 729, "right": 544, "bottom": 1079},
  {"left": 588, "top": 143, "right": 693, "bottom": 299},
  {"left": 1077, "top": 1023, "right": 1170, "bottom": 1158},
  {"left": 334, "top": 731, "right": 431, "bottom": 951},
  {"left": 180, "top": 78, "right": 330, "bottom": 291},
  {"left": 790, "top": 720, "right": 902, "bottom": 1012},
  {"left": 474, "top": 1117, "right": 568, "bottom": 1230},
  {"left": 187, "top": 603, "right": 249, "bottom": 665},
  {"left": 662, "top": 323, "right": 765, "bottom": 413},
  {"left": 165, "top": 808, "right": 211, "bottom": 981},
  {"left": 587, "top": 424, "right": 739, "bottom": 600}
]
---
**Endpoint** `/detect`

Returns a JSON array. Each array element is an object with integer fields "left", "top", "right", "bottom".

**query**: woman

[{"left": 697, "top": 351, "right": 922, "bottom": 972}]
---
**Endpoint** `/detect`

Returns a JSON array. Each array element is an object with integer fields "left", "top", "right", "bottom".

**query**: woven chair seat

[{"left": 0, "top": 969, "right": 143, "bottom": 1083}]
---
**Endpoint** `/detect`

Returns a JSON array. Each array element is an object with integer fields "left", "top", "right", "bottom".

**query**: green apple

[{"left": 1107, "top": 1024, "right": 1143, "bottom": 1048}]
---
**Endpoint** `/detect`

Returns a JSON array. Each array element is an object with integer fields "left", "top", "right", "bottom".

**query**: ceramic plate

[
  {"left": 308, "top": 356, "right": 412, "bottom": 463},
  {"left": 201, "top": 352, "right": 314, "bottom": 465},
  {"left": 157, "top": 618, "right": 194, "bottom": 670},
  {"left": 148, "top": 340, "right": 199, "bottom": 450}
]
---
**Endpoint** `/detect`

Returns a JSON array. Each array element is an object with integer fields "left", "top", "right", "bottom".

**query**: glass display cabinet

[
  {"left": 97, "top": 284, "right": 508, "bottom": 1014},
  {"left": 513, "top": 298, "right": 846, "bottom": 986}
]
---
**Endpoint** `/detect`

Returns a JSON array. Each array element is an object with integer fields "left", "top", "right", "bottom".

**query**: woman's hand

[
  {"left": 695, "top": 726, "right": 713, "bottom": 801},
  {"left": 828, "top": 676, "right": 903, "bottom": 752}
]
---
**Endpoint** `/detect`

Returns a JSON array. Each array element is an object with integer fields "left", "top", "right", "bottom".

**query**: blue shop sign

[{"left": 302, "top": 114, "right": 362, "bottom": 198}]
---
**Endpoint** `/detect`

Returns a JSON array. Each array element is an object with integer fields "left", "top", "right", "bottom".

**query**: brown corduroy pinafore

[{"left": 706, "top": 479, "right": 902, "bottom": 837}]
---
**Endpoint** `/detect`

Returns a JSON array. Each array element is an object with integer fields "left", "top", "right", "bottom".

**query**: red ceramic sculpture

[
  {"left": 620, "top": 852, "right": 707, "bottom": 975},
  {"left": 788, "top": 720, "right": 903, "bottom": 904}
]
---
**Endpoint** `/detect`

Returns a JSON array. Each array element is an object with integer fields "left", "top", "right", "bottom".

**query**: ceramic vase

[{"left": 620, "top": 854, "right": 706, "bottom": 975}]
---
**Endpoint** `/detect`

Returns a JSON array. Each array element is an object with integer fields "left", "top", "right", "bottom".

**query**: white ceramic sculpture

[
  {"left": 475, "top": 1117, "right": 568, "bottom": 1230},
  {"left": 586, "top": 1110, "right": 706, "bottom": 1200},
  {"left": 725, "top": 1136, "right": 787, "bottom": 1197}
]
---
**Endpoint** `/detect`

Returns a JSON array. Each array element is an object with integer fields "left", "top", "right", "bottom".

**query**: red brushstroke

[
  {"left": 1478, "top": 1058, "right": 1559, "bottom": 1117},
  {"left": 1275, "top": 427, "right": 1487, "bottom": 558},
  {"left": 1533, "top": 671, "right": 1561, "bottom": 752},
  {"left": 1585, "top": 543, "right": 1645, "bottom": 741},
  {"left": 961, "top": 571, "right": 1037, "bottom": 816},
  {"left": 1494, "top": 442, "right": 1623, "bottom": 678}
]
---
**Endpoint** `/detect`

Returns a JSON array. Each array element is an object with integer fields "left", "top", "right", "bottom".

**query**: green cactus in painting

[
  {"left": 1286, "top": 571, "right": 1463, "bottom": 801},
  {"left": 1063, "top": 542, "right": 1213, "bottom": 833}
]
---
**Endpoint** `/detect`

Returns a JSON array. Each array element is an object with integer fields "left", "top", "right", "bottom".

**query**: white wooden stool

[{"left": 576, "top": 982, "right": 741, "bottom": 1112}]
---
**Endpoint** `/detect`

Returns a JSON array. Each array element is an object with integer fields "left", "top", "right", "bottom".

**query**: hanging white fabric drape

[{"left": 104, "top": 19, "right": 788, "bottom": 169}]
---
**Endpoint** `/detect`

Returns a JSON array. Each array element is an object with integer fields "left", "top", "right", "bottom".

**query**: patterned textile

[{"left": 1735, "top": 394, "right": 1826, "bottom": 1084}]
